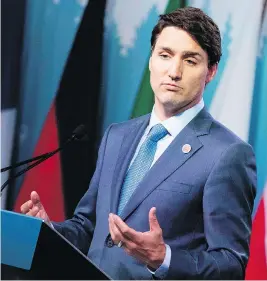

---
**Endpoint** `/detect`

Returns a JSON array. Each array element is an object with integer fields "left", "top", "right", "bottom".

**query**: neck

[{"left": 154, "top": 98, "right": 202, "bottom": 121}]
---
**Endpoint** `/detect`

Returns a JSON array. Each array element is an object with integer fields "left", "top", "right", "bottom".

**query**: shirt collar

[{"left": 148, "top": 98, "right": 205, "bottom": 138}]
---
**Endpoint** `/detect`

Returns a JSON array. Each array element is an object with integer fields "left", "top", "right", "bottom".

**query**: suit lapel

[
  {"left": 120, "top": 108, "right": 213, "bottom": 220},
  {"left": 110, "top": 116, "right": 150, "bottom": 214}
]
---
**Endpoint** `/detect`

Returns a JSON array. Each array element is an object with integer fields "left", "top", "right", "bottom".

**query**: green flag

[{"left": 131, "top": 0, "right": 184, "bottom": 118}]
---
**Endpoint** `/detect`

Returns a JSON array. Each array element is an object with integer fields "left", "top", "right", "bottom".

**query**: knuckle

[
  {"left": 149, "top": 253, "right": 156, "bottom": 263},
  {"left": 156, "top": 228, "right": 163, "bottom": 237},
  {"left": 147, "top": 252, "right": 153, "bottom": 260},
  {"left": 111, "top": 231, "right": 118, "bottom": 240},
  {"left": 138, "top": 239, "right": 144, "bottom": 246},
  {"left": 137, "top": 233, "right": 145, "bottom": 245},
  {"left": 127, "top": 243, "right": 133, "bottom": 251},
  {"left": 113, "top": 229, "right": 120, "bottom": 238},
  {"left": 128, "top": 243, "right": 136, "bottom": 251}
]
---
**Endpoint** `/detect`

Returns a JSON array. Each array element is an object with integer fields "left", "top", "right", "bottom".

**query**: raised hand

[
  {"left": 20, "top": 191, "right": 51, "bottom": 224},
  {"left": 108, "top": 207, "right": 166, "bottom": 270}
]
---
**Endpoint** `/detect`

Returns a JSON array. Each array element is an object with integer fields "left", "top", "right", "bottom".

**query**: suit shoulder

[
  {"left": 208, "top": 118, "right": 254, "bottom": 153},
  {"left": 195, "top": 108, "right": 252, "bottom": 150},
  {"left": 107, "top": 114, "right": 150, "bottom": 132}
]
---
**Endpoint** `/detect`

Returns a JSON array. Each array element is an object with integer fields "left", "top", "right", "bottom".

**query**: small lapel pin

[{"left": 182, "top": 144, "right": 191, "bottom": 154}]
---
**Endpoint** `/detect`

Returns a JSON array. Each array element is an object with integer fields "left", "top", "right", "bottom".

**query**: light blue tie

[{"left": 117, "top": 124, "right": 168, "bottom": 216}]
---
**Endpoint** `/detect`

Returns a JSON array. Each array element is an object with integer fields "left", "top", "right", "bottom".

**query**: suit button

[{"left": 105, "top": 235, "right": 114, "bottom": 248}]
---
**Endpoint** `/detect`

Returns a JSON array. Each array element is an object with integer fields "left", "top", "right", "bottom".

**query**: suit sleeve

[
  {"left": 166, "top": 142, "right": 257, "bottom": 280},
  {"left": 52, "top": 124, "right": 113, "bottom": 254}
]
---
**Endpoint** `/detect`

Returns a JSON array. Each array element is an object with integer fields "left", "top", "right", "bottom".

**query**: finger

[
  {"left": 112, "top": 214, "right": 142, "bottom": 243},
  {"left": 123, "top": 239, "right": 149, "bottom": 264},
  {"left": 26, "top": 206, "right": 40, "bottom": 217},
  {"left": 108, "top": 215, "right": 117, "bottom": 241},
  {"left": 20, "top": 200, "right": 33, "bottom": 214},
  {"left": 31, "top": 191, "right": 42, "bottom": 206},
  {"left": 149, "top": 207, "right": 160, "bottom": 232},
  {"left": 36, "top": 210, "right": 46, "bottom": 219},
  {"left": 109, "top": 214, "right": 124, "bottom": 244}
]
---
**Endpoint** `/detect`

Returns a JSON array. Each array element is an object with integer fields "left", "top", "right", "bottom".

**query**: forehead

[{"left": 155, "top": 26, "right": 207, "bottom": 57}]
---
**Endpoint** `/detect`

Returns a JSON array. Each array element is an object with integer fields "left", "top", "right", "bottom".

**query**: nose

[{"left": 168, "top": 58, "right": 182, "bottom": 81}]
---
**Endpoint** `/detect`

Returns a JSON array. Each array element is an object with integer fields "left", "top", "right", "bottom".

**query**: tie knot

[{"left": 148, "top": 124, "right": 168, "bottom": 142}]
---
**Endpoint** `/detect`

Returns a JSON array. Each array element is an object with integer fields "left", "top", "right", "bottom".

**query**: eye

[
  {"left": 159, "top": 54, "right": 171, "bottom": 59},
  {"left": 185, "top": 59, "right": 197, "bottom": 65}
]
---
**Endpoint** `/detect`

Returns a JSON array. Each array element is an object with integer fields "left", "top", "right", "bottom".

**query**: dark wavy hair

[{"left": 151, "top": 7, "right": 222, "bottom": 68}]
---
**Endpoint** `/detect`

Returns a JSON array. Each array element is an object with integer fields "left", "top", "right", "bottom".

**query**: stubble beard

[
  {"left": 155, "top": 89, "right": 201, "bottom": 117},
  {"left": 156, "top": 90, "right": 187, "bottom": 116}
]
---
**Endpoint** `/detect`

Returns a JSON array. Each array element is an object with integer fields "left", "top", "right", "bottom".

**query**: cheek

[
  {"left": 150, "top": 63, "right": 167, "bottom": 86},
  {"left": 150, "top": 69, "right": 161, "bottom": 88},
  {"left": 186, "top": 71, "right": 207, "bottom": 91},
  {"left": 151, "top": 58, "right": 169, "bottom": 76}
]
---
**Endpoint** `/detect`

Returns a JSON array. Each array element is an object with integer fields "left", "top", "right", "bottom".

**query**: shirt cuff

[{"left": 147, "top": 244, "right": 171, "bottom": 279}]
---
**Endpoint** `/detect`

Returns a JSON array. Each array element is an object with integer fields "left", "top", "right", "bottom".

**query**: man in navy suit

[{"left": 21, "top": 7, "right": 256, "bottom": 280}]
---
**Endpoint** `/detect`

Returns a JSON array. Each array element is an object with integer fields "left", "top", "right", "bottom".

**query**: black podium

[{"left": 1, "top": 210, "right": 111, "bottom": 280}]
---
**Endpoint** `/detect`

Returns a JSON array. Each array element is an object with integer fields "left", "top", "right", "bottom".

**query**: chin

[
  {"left": 159, "top": 99, "right": 183, "bottom": 112},
  {"left": 157, "top": 91, "right": 181, "bottom": 104}
]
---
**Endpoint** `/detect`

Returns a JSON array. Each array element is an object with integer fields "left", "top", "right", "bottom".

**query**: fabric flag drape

[
  {"left": 1, "top": 0, "right": 26, "bottom": 208},
  {"left": 54, "top": 0, "right": 106, "bottom": 217},
  {"left": 246, "top": 189, "right": 267, "bottom": 279},
  {"left": 246, "top": 2, "right": 267, "bottom": 278},
  {"left": 11, "top": 0, "right": 106, "bottom": 220},
  {"left": 100, "top": 0, "right": 184, "bottom": 133},
  {"left": 188, "top": 0, "right": 267, "bottom": 278},
  {"left": 131, "top": 0, "right": 184, "bottom": 118}
]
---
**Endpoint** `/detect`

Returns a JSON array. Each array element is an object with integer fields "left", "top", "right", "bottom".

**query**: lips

[
  {"left": 164, "top": 83, "right": 179, "bottom": 87},
  {"left": 162, "top": 83, "right": 182, "bottom": 90}
]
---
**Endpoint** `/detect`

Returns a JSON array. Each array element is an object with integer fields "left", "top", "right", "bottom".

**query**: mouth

[{"left": 161, "top": 83, "right": 182, "bottom": 91}]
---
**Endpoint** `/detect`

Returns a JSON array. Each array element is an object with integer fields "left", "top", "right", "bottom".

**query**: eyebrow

[
  {"left": 182, "top": 51, "right": 203, "bottom": 59},
  {"left": 158, "top": 47, "right": 203, "bottom": 59}
]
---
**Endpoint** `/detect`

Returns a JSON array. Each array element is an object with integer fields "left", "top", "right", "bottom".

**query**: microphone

[{"left": 0, "top": 124, "right": 87, "bottom": 194}]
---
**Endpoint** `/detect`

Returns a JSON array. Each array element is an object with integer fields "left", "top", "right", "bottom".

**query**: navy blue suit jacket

[{"left": 54, "top": 108, "right": 256, "bottom": 280}]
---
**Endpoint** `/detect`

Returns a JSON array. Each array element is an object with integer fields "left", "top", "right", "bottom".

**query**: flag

[
  {"left": 246, "top": 3, "right": 267, "bottom": 278},
  {"left": 131, "top": 0, "right": 184, "bottom": 118},
  {"left": 11, "top": 0, "right": 106, "bottom": 220},
  {"left": 188, "top": 0, "right": 267, "bottom": 277},
  {"left": 1, "top": 0, "right": 26, "bottom": 208},
  {"left": 189, "top": 0, "right": 264, "bottom": 142},
  {"left": 246, "top": 188, "right": 267, "bottom": 279},
  {"left": 100, "top": 0, "right": 184, "bottom": 133}
]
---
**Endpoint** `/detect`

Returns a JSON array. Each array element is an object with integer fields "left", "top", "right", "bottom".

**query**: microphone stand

[
  {"left": 1, "top": 153, "right": 51, "bottom": 173},
  {"left": 0, "top": 124, "right": 87, "bottom": 195},
  {"left": 0, "top": 139, "right": 72, "bottom": 194}
]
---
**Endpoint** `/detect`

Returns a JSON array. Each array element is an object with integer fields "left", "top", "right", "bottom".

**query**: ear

[{"left": 205, "top": 63, "right": 218, "bottom": 85}]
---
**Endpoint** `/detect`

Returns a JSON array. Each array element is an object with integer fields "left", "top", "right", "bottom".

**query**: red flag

[
  {"left": 246, "top": 188, "right": 267, "bottom": 279},
  {"left": 14, "top": 103, "right": 65, "bottom": 221}
]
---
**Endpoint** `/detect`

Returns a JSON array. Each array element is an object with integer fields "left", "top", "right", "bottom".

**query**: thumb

[
  {"left": 30, "top": 191, "right": 50, "bottom": 223},
  {"left": 149, "top": 207, "right": 160, "bottom": 231},
  {"left": 31, "top": 191, "right": 42, "bottom": 207}
]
